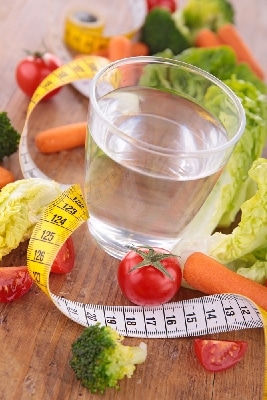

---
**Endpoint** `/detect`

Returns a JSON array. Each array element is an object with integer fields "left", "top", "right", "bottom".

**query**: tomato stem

[{"left": 127, "top": 246, "right": 179, "bottom": 280}]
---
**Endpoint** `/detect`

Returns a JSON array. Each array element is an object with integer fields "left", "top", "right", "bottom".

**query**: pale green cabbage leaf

[{"left": 0, "top": 178, "right": 62, "bottom": 260}]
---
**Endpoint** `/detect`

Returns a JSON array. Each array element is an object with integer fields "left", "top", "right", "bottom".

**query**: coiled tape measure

[
  {"left": 19, "top": 55, "right": 267, "bottom": 398},
  {"left": 63, "top": 0, "right": 146, "bottom": 55}
]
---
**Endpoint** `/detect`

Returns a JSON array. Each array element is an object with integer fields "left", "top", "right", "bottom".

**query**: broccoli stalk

[
  {"left": 0, "top": 112, "right": 20, "bottom": 161},
  {"left": 70, "top": 324, "right": 147, "bottom": 394}
]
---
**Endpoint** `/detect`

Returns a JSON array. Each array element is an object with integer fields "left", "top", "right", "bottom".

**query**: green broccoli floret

[
  {"left": 0, "top": 112, "right": 20, "bottom": 161},
  {"left": 174, "top": 0, "right": 234, "bottom": 42},
  {"left": 69, "top": 324, "right": 147, "bottom": 394},
  {"left": 141, "top": 7, "right": 190, "bottom": 55}
]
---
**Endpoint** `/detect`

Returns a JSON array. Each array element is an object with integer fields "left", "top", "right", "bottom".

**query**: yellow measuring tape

[
  {"left": 18, "top": 56, "right": 267, "bottom": 398},
  {"left": 62, "top": 0, "right": 147, "bottom": 54}
]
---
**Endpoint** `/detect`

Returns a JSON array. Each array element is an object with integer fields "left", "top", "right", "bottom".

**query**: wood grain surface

[{"left": 0, "top": 1, "right": 266, "bottom": 399}]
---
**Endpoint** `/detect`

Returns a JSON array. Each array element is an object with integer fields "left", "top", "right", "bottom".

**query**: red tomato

[
  {"left": 15, "top": 52, "right": 61, "bottom": 100},
  {"left": 51, "top": 237, "right": 75, "bottom": 274},
  {"left": 194, "top": 339, "right": 248, "bottom": 372},
  {"left": 117, "top": 247, "right": 182, "bottom": 306},
  {"left": 146, "top": 0, "right": 177, "bottom": 12},
  {"left": 0, "top": 266, "right": 33, "bottom": 302}
]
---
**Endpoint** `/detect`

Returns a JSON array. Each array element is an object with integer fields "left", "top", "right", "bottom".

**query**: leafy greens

[
  {"left": 139, "top": 45, "right": 267, "bottom": 284},
  {"left": 0, "top": 178, "right": 62, "bottom": 260}
]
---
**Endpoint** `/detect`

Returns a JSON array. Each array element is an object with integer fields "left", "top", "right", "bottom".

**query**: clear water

[{"left": 85, "top": 86, "right": 228, "bottom": 258}]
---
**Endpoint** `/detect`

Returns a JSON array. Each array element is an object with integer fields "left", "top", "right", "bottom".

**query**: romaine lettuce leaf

[
  {"left": 139, "top": 46, "right": 267, "bottom": 285},
  {"left": 209, "top": 158, "right": 267, "bottom": 262},
  {"left": 140, "top": 46, "right": 267, "bottom": 231},
  {"left": 174, "top": 158, "right": 267, "bottom": 285}
]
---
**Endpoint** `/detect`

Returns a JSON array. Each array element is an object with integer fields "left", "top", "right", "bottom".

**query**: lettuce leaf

[
  {"left": 174, "top": 158, "right": 267, "bottom": 285},
  {"left": 140, "top": 46, "right": 267, "bottom": 231},
  {"left": 0, "top": 178, "right": 62, "bottom": 260},
  {"left": 139, "top": 45, "right": 267, "bottom": 285},
  {"left": 210, "top": 158, "right": 267, "bottom": 261}
]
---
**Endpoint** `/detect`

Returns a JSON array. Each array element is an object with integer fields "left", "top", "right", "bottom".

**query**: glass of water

[{"left": 85, "top": 56, "right": 246, "bottom": 259}]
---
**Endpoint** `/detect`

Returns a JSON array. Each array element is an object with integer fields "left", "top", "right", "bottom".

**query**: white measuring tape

[{"left": 18, "top": 55, "right": 267, "bottom": 397}]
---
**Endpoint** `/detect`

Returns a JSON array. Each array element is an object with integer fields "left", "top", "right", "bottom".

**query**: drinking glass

[{"left": 85, "top": 56, "right": 246, "bottom": 259}]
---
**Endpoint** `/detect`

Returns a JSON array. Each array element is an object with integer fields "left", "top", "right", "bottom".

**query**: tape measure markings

[
  {"left": 27, "top": 185, "right": 88, "bottom": 295},
  {"left": 28, "top": 56, "right": 109, "bottom": 111},
  {"left": 27, "top": 185, "right": 264, "bottom": 338},
  {"left": 44, "top": 280, "right": 264, "bottom": 339}
]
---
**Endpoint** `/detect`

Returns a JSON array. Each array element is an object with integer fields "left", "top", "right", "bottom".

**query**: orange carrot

[
  {"left": 195, "top": 28, "right": 223, "bottom": 48},
  {"left": 108, "top": 35, "right": 132, "bottom": 62},
  {"left": 90, "top": 48, "right": 109, "bottom": 58},
  {"left": 183, "top": 252, "right": 267, "bottom": 311},
  {"left": 73, "top": 39, "right": 149, "bottom": 61},
  {"left": 0, "top": 166, "right": 15, "bottom": 188},
  {"left": 35, "top": 122, "right": 87, "bottom": 154},
  {"left": 217, "top": 23, "right": 265, "bottom": 80},
  {"left": 131, "top": 41, "right": 150, "bottom": 56}
]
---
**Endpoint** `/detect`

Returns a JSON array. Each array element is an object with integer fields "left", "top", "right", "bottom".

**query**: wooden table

[{"left": 0, "top": 1, "right": 266, "bottom": 399}]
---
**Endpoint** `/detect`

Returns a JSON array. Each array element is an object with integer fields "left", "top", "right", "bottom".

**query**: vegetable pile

[
  {"left": 141, "top": 0, "right": 235, "bottom": 55},
  {"left": 1, "top": 0, "right": 266, "bottom": 392},
  {"left": 137, "top": 0, "right": 267, "bottom": 288}
]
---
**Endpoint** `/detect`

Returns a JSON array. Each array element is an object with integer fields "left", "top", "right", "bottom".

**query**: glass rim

[{"left": 89, "top": 56, "right": 246, "bottom": 158}]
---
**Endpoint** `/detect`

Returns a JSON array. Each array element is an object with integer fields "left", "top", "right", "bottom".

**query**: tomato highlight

[
  {"left": 0, "top": 266, "right": 33, "bottom": 302},
  {"left": 15, "top": 52, "right": 62, "bottom": 100},
  {"left": 117, "top": 246, "right": 182, "bottom": 306},
  {"left": 194, "top": 339, "right": 248, "bottom": 372}
]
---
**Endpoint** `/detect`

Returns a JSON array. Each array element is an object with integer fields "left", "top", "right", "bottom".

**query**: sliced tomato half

[{"left": 194, "top": 338, "right": 248, "bottom": 372}]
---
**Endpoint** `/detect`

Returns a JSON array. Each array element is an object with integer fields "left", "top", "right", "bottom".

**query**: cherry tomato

[
  {"left": 146, "top": 0, "right": 177, "bottom": 13},
  {"left": 117, "top": 246, "right": 182, "bottom": 306},
  {"left": 15, "top": 52, "right": 61, "bottom": 100},
  {"left": 194, "top": 339, "right": 248, "bottom": 372},
  {"left": 0, "top": 266, "right": 33, "bottom": 302},
  {"left": 51, "top": 237, "right": 75, "bottom": 274}
]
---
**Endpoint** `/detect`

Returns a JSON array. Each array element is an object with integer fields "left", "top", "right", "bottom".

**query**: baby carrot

[
  {"left": 217, "top": 23, "right": 265, "bottom": 80},
  {"left": 131, "top": 41, "right": 149, "bottom": 56},
  {"left": 195, "top": 28, "right": 223, "bottom": 48},
  {"left": 0, "top": 166, "right": 15, "bottom": 188},
  {"left": 183, "top": 252, "right": 267, "bottom": 311},
  {"left": 35, "top": 122, "right": 87, "bottom": 153},
  {"left": 108, "top": 35, "right": 132, "bottom": 62}
]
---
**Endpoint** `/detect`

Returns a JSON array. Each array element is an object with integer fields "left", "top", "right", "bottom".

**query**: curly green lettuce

[{"left": 0, "top": 178, "right": 62, "bottom": 260}]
